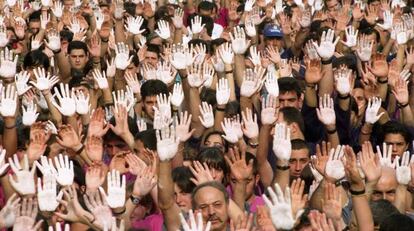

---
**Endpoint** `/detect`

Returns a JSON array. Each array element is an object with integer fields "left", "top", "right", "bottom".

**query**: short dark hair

[
  {"left": 172, "top": 166, "right": 196, "bottom": 193},
  {"left": 197, "top": 147, "right": 228, "bottom": 175},
  {"left": 380, "top": 121, "right": 411, "bottom": 145},
  {"left": 29, "top": 10, "right": 41, "bottom": 22},
  {"left": 60, "top": 30, "right": 74, "bottom": 42},
  {"left": 279, "top": 107, "right": 305, "bottom": 135},
  {"left": 140, "top": 80, "right": 169, "bottom": 100},
  {"left": 191, "top": 181, "right": 229, "bottom": 208},
  {"left": 23, "top": 50, "right": 50, "bottom": 70},
  {"left": 146, "top": 44, "right": 161, "bottom": 57},
  {"left": 380, "top": 214, "right": 414, "bottom": 231},
  {"left": 134, "top": 129, "right": 157, "bottom": 151},
  {"left": 198, "top": 1, "right": 215, "bottom": 12},
  {"left": 291, "top": 139, "right": 310, "bottom": 154},
  {"left": 369, "top": 199, "right": 400, "bottom": 226},
  {"left": 278, "top": 77, "right": 302, "bottom": 97},
  {"left": 68, "top": 41, "right": 88, "bottom": 55}
]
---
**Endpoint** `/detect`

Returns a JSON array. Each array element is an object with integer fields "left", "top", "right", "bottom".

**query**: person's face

[
  {"left": 193, "top": 186, "right": 229, "bottom": 231},
  {"left": 105, "top": 140, "right": 129, "bottom": 156},
  {"left": 73, "top": 86, "right": 89, "bottom": 97},
  {"left": 174, "top": 184, "right": 192, "bottom": 212},
  {"left": 352, "top": 88, "right": 366, "bottom": 114},
  {"left": 29, "top": 20, "right": 41, "bottom": 35},
  {"left": 384, "top": 133, "right": 408, "bottom": 157},
  {"left": 229, "top": 172, "right": 258, "bottom": 200},
  {"left": 279, "top": 91, "right": 300, "bottom": 109},
  {"left": 372, "top": 174, "right": 398, "bottom": 202},
  {"left": 143, "top": 96, "right": 157, "bottom": 119},
  {"left": 326, "top": 0, "right": 339, "bottom": 13},
  {"left": 69, "top": 49, "right": 88, "bottom": 70},
  {"left": 365, "top": 33, "right": 378, "bottom": 52},
  {"left": 144, "top": 51, "right": 159, "bottom": 67},
  {"left": 200, "top": 9, "right": 213, "bottom": 17},
  {"left": 125, "top": 63, "right": 138, "bottom": 76},
  {"left": 211, "top": 168, "right": 224, "bottom": 183},
  {"left": 204, "top": 134, "right": 225, "bottom": 151},
  {"left": 265, "top": 37, "right": 283, "bottom": 51},
  {"left": 289, "top": 149, "right": 310, "bottom": 178}
]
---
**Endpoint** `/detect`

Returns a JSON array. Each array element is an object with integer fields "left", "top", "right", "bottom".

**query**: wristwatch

[{"left": 130, "top": 195, "right": 141, "bottom": 205}]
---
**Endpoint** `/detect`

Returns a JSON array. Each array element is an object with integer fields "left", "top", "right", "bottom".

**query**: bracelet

[
  {"left": 306, "top": 83, "right": 316, "bottom": 88},
  {"left": 326, "top": 127, "right": 337, "bottom": 134},
  {"left": 248, "top": 142, "right": 259, "bottom": 148},
  {"left": 276, "top": 165, "right": 290, "bottom": 171},
  {"left": 75, "top": 144, "right": 85, "bottom": 154},
  {"left": 4, "top": 124, "right": 16, "bottom": 129},
  {"left": 349, "top": 188, "right": 366, "bottom": 196},
  {"left": 337, "top": 94, "right": 350, "bottom": 100},
  {"left": 398, "top": 102, "right": 409, "bottom": 108},
  {"left": 112, "top": 206, "right": 126, "bottom": 216},
  {"left": 216, "top": 107, "right": 225, "bottom": 111},
  {"left": 225, "top": 70, "right": 233, "bottom": 74},
  {"left": 53, "top": 49, "right": 62, "bottom": 54},
  {"left": 321, "top": 58, "right": 333, "bottom": 65},
  {"left": 101, "top": 38, "right": 109, "bottom": 43},
  {"left": 377, "top": 78, "right": 388, "bottom": 84}
]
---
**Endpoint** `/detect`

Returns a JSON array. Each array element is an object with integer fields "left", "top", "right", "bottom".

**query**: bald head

[{"left": 372, "top": 167, "right": 398, "bottom": 202}]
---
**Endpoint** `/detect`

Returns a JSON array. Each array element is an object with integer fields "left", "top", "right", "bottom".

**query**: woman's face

[{"left": 204, "top": 134, "right": 224, "bottom": 152}]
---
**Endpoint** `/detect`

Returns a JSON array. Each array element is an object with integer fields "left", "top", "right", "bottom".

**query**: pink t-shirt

[{"left": 131, "top": 212, "right": 164, "bottom": 231}]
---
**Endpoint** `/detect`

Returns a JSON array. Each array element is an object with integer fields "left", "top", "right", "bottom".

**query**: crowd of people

[{"left": 0, "top": 0, "right": 413, "bottom": 230}]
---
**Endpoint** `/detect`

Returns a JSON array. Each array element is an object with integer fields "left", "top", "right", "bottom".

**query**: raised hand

[
  {"left": 376, "top": 143, "right": 397, "bottom": 168},
  {"left": 171, "top": 83, "right": 184, "bottom": 107},
  {"left": 115, "top": 43, "right": 133, "bottom": 70},
  {"left": 240, "top": 67, "right": 265, "bottom": 97},
  {"left": 0, "top": 26, "right": 9, "bottom": 48},
  {"left": 263, "top": 183, "right": 303, "bottom": 230},
  {"left": 156, "top": 61, "right": 176, "bottom": 85},
  {"left": 198, "top": 102, "right": 214, "bottom": 128},
  {"left": 37, "top": 173, "right": 63, "bottom": 211},
  {"left": 290, "top": 179, "right": 307, "bottom": 219},
  {"left": 249, "top": 46, "right": 261, "bottom": 66},
  {"left": 51, "top": 1, "right": 64, "bottom": 18},
  {"left": 155, "top": 20, "right": 171, "bottom": 40},
  {"left": 261, "top": 95, "right": 277, "bottom": 125},
  {"left": 202, "top": 63, "right": 215, "bottom": 88},
  {"left": 245, "top": 19, "right": 256, "bottom": 37},
  {"left": 359, "top": 141, "right": 382, "bottom": 183},
  {"left": 218, "top": 42, "right": 234, "bottom": 64},
  {"left": 99, "top": 170, "right": 126, "bottom": 209},
  {"left": 34, "top": 155, "right": 57, "bottom": 177},
  {"left": 244, "top": 0, "right": 255, "bottom": 11},
  {"left": 221, "top": 118, "right": 239, "bottom": 144},
  {"left": 44, "top": 30, "right": 61, "bottom": 52},
  {"left": 335, "top": 69, "right": 352, "bottom": 96},
  {"left": 0, "top": 47, "right": 18, "bottom": 78},
  {"left": 241, "top": 108, "right": 259, "bottom": 139},
  {"left": 377, "top": 10, "right": 393, "bottom": 30},
  {"left": 325, "top": 145, "right": 345, "bottom": 180},
  {"left": 321, "top": 183, "right": 342, "bottom": 224},
  {"left": 187, "top": 64, "right": 205, "bottom": 88},
  {"left": 312, "top": 29, "right": 339, "bottom": 60},
  {"left": 93, "top": 69, "right": 109, "bottom": 89},
  {"left": 52, "top": 83, "right": 76, "bottom": 116},
  {"left": 273, "top": 123, "right": 291, "bottom": 162},
  {"left": 125, "top": 72, "right": 140, "bottom": 94},
  {"left": 230, "top": 26, "right": 251, "bottom": 55},
  {"left": 308, "top": 210, "right": 335, "bottom": 231},
  {"left": 172, "top": 8, "right": 184, "bottom": 29},
  {"left": 54, "top": 154, "right": 74, "bottom": 186},
  {"left": 133, "top": 164, "right": 157, "bottom": 198},
  {"left": 175, "top": 111, "right": 195, "bottom": 142},
  {"left": 95, "top": 10, "right": 105, "bottom": 31},
  {"left": 0, "top": 194, "right": 20, "bottom": 228},
  {"left": 83, "top": 191, "right": 112, "bottom": 229},
  {"left": 365, "top": 97, "right": 384, "bottom": 124},
  {"left": 125, "top": 16, "right": 145, "bottom": 35},
  {"left": 225, "top": 147, "right": 254, "bottom": 182},
  {"left": 48, "top": 223, "right": 70, "bottom": 231},
  {"left": 8, "top": 154, "right": 36, "bottom": 195},
  {"left": 13, "top": 197, "right": 43, "bottom": 231},
  {"left": 356, "top": 35, "right": 373, "bottom": 62},
  {"left": 0, "top": 85, "right": 17, "bottom": 117},
  {"left": 316, "top": 94, "right": 336, "bottom": 127},
  {"left": 216, "top": 78, "right": 230, "bottom": 106},
  {"left": 56, "top": 124, "right": 82, "bottom": 150},
  {"left": 113, "top": 89, "right": 135, "bottom": 113},
  {"left": 22, "top": 100, "right": 39, "bottom": 126},
  {"left": 170, "top": 44, "right": 195, "bottom": 70},
  {"left": 392, "top": 78, "right": 409, "bottom": 105},
  {"left": 89, "top": 107, "right": 110, "bottom": 137},
  {"left": 189, "top": 161, "right": 214, "bottom": 185},
  {"left": 31, "top": 67, "right": 59, "bottom": 91},
  {"left": 395, "top": 151, "right": 412, "bottom": 185},
  {"left": 265, "top": 71, "right": 279, "bottom": 97},
  {"left": 190, "top": 15, "right": 205, "bottom": 34},
  {"left": 15, "top": 71, "right": 32, "bottom": 95},
  {"left": 180, "top": 209, "right": 211, "bottom": 231},
  {"left": 156, "top": 126, "right": 180, "bottom": 161}
]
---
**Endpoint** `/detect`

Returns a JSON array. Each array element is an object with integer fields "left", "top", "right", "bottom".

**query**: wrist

[{"left": 72, "top": 143, "right": 83, "bottom": 152}]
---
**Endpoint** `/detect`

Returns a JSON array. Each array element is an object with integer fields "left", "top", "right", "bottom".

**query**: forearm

[
  {"left": 232, "top": 181, "right": 247, "bottom": 210},
  {"left": 272, "top": 159, "right": 290, "bottom": 191},
  {"left": 214, "top": 107, "right": 225, "bottom": 132},
  {"left": 292, "top": 28, "right": 310, "bottom": 56},
  {"left": 188, "top": 88, "right": 204, "bottom": 138},
  {"left": 326, "top": 124, "right": 340, "bottom": 148},
  {"left": 2, "top": 117, "right": 17, "bottom": 159},
  {"left": 225, "top": 65, "right": 236, "bottom": 101},
  {"left": 240, "top": 96, "right": 253, "bottom": 112},
  {"left": 338, "top": 95, "right": 350, "bottom": 111},
  {"left": 173, "top": 28, "right": 183, "bottom": 44},
  {"left": 55, "top": 51, "right": 71, "bottom": 83},
  {"left": 257, "top": 125, "right": 273, "bottom": 187},
  {"left": 114, "top": 19, "right": 127, "bottom": 43},
  {"left": 394, "top": 185, "right": 408, "bottom": 213},
  {"left": 234, "top": 55, "right": 246, "bottom": 87},
  {"left": 400, "top": 105, "right": 414, "bottom": 127},
  {"left": 319, "top": 63, "right": 334, "bottom": 97},
  {"left": 359, "top": 123, "right": 373, "bottom": 145},
  {"left": 377, "top": 78, "right": 388, "bottom": 101},
  {"left": 304, "top": 84, "right": 317, "bottom": 107}
]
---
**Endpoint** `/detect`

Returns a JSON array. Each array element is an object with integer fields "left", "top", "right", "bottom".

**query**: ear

[
  {"left": 289, "top": 122, "right": 299, "bottom": 137},
  {"left": 298, "top": 92, "right": 304, "bottom": 109}
]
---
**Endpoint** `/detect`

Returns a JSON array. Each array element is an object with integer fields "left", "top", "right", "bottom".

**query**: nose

[
  {"left": 392, "top": 144, "right": 398, "bottom": 152},
  {"left": 208, "top": 205, "right": 215, "bottom": 216},
  {"left": 295, "top": 162, "right": 301, "bottom": 171}
]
